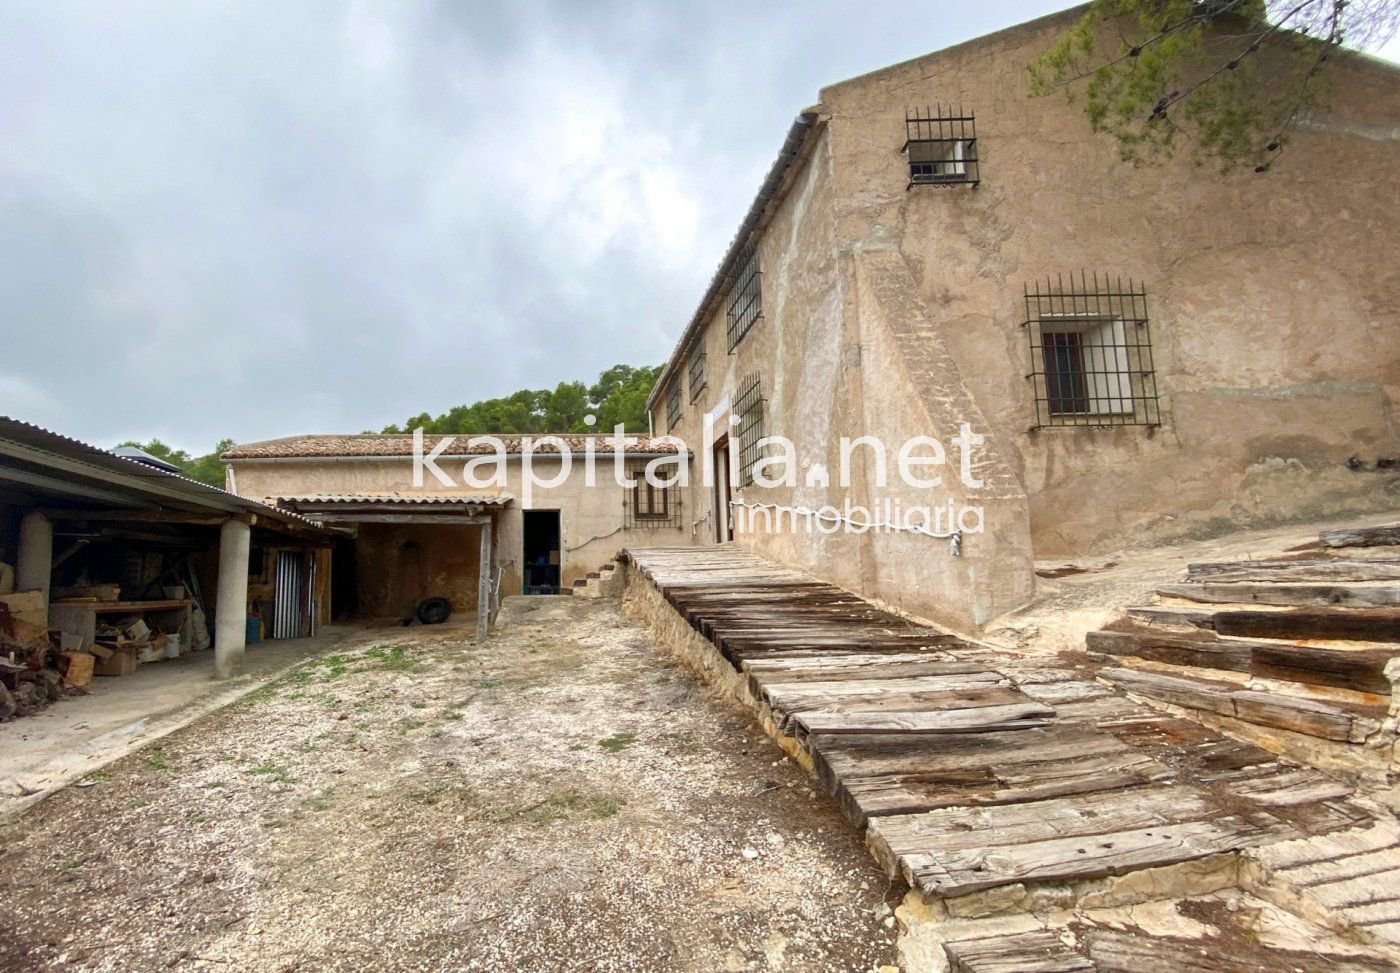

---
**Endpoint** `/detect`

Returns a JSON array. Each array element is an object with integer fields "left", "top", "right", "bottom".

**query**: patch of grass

[
  {"left": 310, "top": 654, "right": 353, "bottom": 679},
  {"left": 567, "top": 743, "right": 585, "bottom": 752},
  {"left": 130, "top": 796, "right": 150, "bottom": 808},
  {"left": 80, "top": 771, "right": 109, "bottom": 784},
  {"left": 188, "top": 812, "right": 207, "bottom": 824},
  {"left": 429, "top": 728, "right": 445, "bottom": 739},
  {"left": 202, "top": 780, "right": 227, "bottom": 790},
  {"left": 409, "top": 701, "right": 427, "bottom": 709},
  {"left": 598, "top": 732, "right": 636, "bottom": 753},
  {"left": 57, "top": 857, "right": 78, "bottom": 870},
  {"left": 473, "top": 678, "right": 502, "bottom": 690},
  {"left": 248, "top": 763, "right": 297, "bottom": 785},
  {"left": 522, "top": 788, "right": 624, "bottom": 825},
  {"left": 360, "top": 644, "right": 422, "bottom": 674},
  {"left": 397, "top": 717, "right": 424, "bottom": 735}
]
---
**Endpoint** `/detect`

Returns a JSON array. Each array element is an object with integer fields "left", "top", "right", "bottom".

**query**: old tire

[{"left": 416, "top": 597, "right": 453, "bottom": 625}]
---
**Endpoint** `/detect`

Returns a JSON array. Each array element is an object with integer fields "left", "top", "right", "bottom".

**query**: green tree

[
  {"left": 384, "top": 364, "right": 661, "bottom": 436},
  {"left": 1029, "top": 0, "right": 1398, "bottom": 170}
]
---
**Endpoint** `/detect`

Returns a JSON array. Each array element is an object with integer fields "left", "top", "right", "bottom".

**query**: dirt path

[{"left": 0, "top": 599, "right": 899, "bottom": 972}]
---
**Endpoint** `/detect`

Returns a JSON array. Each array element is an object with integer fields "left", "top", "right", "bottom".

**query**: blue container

[{"left": 246, "top": 617, "right": 262, "bottom": 645}]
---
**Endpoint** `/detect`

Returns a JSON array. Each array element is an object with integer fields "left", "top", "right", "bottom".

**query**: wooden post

[{"left": 476, "top": 518, "right": 493, "bottom": 642}]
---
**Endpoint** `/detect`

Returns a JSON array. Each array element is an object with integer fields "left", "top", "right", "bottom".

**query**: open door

[
  {"left": 522, "top": 510, "right": 562, "bottom": 593},
  {"left": 713, "top": 435, "right": 733, "bottom": 543}
]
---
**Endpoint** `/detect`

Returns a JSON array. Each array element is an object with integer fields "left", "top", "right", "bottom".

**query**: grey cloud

[{"left": 0, "top": 0, "right": 1073, "bottom": 451}]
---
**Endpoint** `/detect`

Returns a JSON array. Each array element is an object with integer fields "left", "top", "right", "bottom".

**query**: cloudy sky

[{"left": 2, "top": 2, "right": 1397, "bottom": 454}]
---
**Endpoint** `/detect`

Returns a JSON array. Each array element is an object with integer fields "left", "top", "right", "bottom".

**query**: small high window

[
  {"left": 905, "top": 106, "right": 979, "bottom": 189},
  {"left": 1024, "top": 273, "right": 1161, "bottom": 430},
  {"left": 726, "top": 250, "right": 762, "bottom": 351},
  {"left": 665, "top": 381, "right": 682, "bottom": 430},
  {"left": 688, "top": 342, "right": 707, "bottom": 403},
  {"left": 734, "top": 372, "right": 766, "bottom": 487},
  {"left": 625, "top": 460, "right": 679, "bottom": 528}
]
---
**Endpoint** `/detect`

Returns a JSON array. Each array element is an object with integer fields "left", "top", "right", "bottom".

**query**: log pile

[{"left": 0, "top": 599, "right": 89, "bottom": 721}]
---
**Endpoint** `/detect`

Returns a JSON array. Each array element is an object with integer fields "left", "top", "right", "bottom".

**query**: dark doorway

[
  {"left": 713, "top": 435, "right": 734, "bottom": 543},
  {"left": 330, "top": 535, "right": 359, "bottom": 618},
  {"left": 522, "top": 510, "right": 561, "bottom": 594}
]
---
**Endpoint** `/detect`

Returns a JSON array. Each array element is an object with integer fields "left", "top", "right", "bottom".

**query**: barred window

[
  {"left": 625, "top": 460, "right": 680, "bottom": 528},
  {"left": 734, "top": 372, "right": 766, "bottom": 487},
  {"left": 1024, "top": 272, "right": 1161, "bottom": 430},
  {"left": 726, "top": 250, "right": 762, "bottom": 351},
  {"left": 665, "top": 380, "right": 682, "bottom": 430},
  {"left": 687, "top": 343, "right": 707, "bottom": 403},
  {"left": 904, "top": 106, "right": 979, "bottom": 189}
]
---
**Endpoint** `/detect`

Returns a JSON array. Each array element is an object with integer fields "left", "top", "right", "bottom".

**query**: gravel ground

[{"left": 0, "top": 598, "right": 901, "bottom": 972}]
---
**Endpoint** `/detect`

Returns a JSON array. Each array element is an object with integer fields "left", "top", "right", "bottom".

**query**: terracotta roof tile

[{"left": 222, "top": 434, "right": 681, "bottom": 460}]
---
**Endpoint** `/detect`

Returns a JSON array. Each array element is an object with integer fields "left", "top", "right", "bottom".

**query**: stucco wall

[
  {"left": 818, "top": 12, "right": 1400, "bottom": 556},
  {"left": 655, "top": 127, "right": 1036, "bottom": 631},
  {"left": 227, "top": 453, "right": 687, "bottom": 599}
]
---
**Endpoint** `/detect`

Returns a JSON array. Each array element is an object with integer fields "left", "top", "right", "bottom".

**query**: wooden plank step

[
  {"left": 1320, "top": 524, "right": 1400, "bottom": 548},
  {"left": 836, "top": 749, "right": 1170, "bottom": 824},
  {"left": 900, "top": 816, "right": 1280, "bottom": 897},
  {"left": 944, "top": 930, "right": 1092, "bottom": 972},
  {"left": 1098, "top": 667, "right": 1368, "bottom": 742},
  {"left": 795, "top": 703, "right": 1054, "bottom": 736},
  {"left": 1079, "top": 927, "right": 1379, "bottom": 972},
  {"left": 1250, "top": 643, "right": 1394, "bottom": 695},
  {"left": 1088, "top": 629, "right": 1396, "bottom": 694},
  {"left": 741, "top": 653, "right": 990, "bottom": 682},
  {"left": 1213, "top": 607, "right": 1400, "bottom": 643},
  {"left": 1158, "top": 583, "right": 1400, "bottom": 609},
  {"left": 1085, "top": 629, "right": 1252, "bottom": 672},
  {"left": 1186, "top": 559, "right": 1400, "bottom": 583}
]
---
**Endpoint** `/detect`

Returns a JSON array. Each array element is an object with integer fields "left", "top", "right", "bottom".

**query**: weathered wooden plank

[
  {"left": 840, "top": 749, "right": 1169, "bottom": 822},
  {"left": 1098, "top": 667, "right": 1362, "bottom": 742},
  {"left": 1080, "top": 928, "right": 1372, "bottom": 973},
  {"left": 900, "top": 817, "right": 1279, "bottom": 897},
  {"left": 1214, "top": 608, "right": 1400, "bottom": 643},
  {"left": 796, "top": 703, "right": 1054, "bottom": 736},
  {"left": 1085, "top": 629, "right": 1252, "bottom": 672},
  {"left": 1250, "top": 644, "right": 1394, "bottom": 695},
  {"left": 743, "top": 654, "right": 989, "bottom": 682},
  {"left": 944, "top": 931, "right": 1093, "bottom": 973},
  {"left": 812, "top": 725, "right": 1134, "bottom": 782},
  {"left": 1158, "top": 583, "right": 1400, "bottom": 609},
  {"left": 1320, "top": 525, "right": 1400, "bottom": 549},
  {"left": 1186, "top": 559, "right": 1400, "bottom": 583}
]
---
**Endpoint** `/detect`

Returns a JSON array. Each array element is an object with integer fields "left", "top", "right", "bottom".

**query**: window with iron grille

[
  {"left": 904, "top": 106, "right": 979, "bottom": 189},
  {"left": 687, "top": 343, "right": 707, "bottom": 404},
  {"left": 1023, "top": 272, "right": 1161, "bottom": 430},
  {"left": 665, "top": 380, "right": 682, "bottom": 430},
  {"left": 734, "top": 372, "right": 766, "bottom": 487},
  {"left": 624, "top": 459, "right": 681, "bottom": 528},
  {"left": 726, "top": 250, "right": 762, "bottom": 351}
]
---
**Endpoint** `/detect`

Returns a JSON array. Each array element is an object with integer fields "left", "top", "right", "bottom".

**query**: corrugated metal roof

[
  {"left": 0, "top": 416, "right": 325, "bottom": 532},
  {"left": 223, "top": 434, "right": 681, "bottom": 460},
  {"left": 275, "top": 494, "right": 514, "bottom": 508}
]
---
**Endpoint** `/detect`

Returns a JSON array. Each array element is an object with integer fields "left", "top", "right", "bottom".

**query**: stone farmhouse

[{"left": 228, "top": 8, "right": 1399, "bottom": 636}]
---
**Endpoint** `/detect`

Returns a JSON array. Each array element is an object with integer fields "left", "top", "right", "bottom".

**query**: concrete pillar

[
  {"left": 16, "top": 511, "right": 53, "bottom": 608},
  {"left": 214, "top": 518, "right": 251, "bottom": 679}
]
